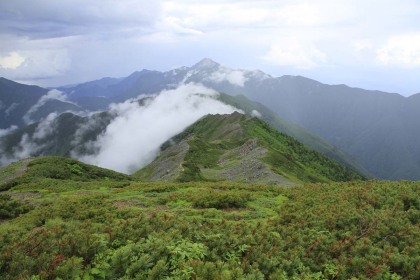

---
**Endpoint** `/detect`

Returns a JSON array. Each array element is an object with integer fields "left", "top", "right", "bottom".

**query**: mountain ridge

[
  {"left": 0, "top": 91, "right": 366, "bottom": 180},
  {"left": 1, "top": 58, "right": 420, "bottom": 179},
  {"left": 0, "top": 78, "right": 86, "bottom": 129},
  {"left": 98, "top": 58, "right": 417, "bottom": 180},
  {"left": 216, "top": 93, "right": 370, "bottom": 177},
  {"left": 134, "top": 112, "right": 364, "bottom": 184}
]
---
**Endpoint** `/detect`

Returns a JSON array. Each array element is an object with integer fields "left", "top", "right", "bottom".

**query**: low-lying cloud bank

[{"left": 76, "top": 83, "right": 239, "bottom": 173}]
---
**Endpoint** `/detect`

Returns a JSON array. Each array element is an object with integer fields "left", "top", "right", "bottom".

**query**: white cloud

[
  {"left": 0, "top": 113, "right": 57, "bottom": 165},
  {"left": 161, "top": 1, "right": 356, "bottom": 31},
  {"left": 23, "top": 89, "right": 71, "bottom": 124},
  {"left": 0, "top": 134, "right": 40, "bottom": 166},
  {"left": 376, "top": 33, "right": 420, "bottom": 67},
  {"left": 251, "top": 110, "right": 262, "bottom": 118},
  {"left": 32, "top": 113, "right": 57, "bottom": 140},
  {"left": 276, "top": 3, "right": 321, "bottom": 26},
  {"left": 0, "top": 52, "right": 25, "bottom": 69},
  {"left": 352, "top": 40, "right": 373, "bottom": 52},
  {"left": 71, "top": 115, "right": 102, "bottom": 146},
  {"left": 262, "top": 39, "right": 327, "bottom": 69},
  {"left": 77, "top": 83, "right": 240, "bottom": 173},
  {"left": 161, "top": 1, "right": 268, "bottom": 30},
  {"left": 161, "top": 16, "right": 204, "bottom": 36},
  {"left": 21, "top": 48, "right": 71, "bottom": 77},
  {"left": 0, "top": 45, "right": 72, "bottom": 84},
  {"left": 207, "top": 68, "right": 248, "bottom": 87},
  {"left": 11, "top": 134, "right": 38, "bottom": 160},
  {"left": 0, "top": 125, "right": 18, "bottom": 137}
]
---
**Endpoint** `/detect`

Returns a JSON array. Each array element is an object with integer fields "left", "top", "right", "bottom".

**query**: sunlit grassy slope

[{"left": 0, "top": 156, "right": 418, "bottom": 279}]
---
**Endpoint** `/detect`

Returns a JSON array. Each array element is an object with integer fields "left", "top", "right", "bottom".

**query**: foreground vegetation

[{"left": 0, "top": 158, "right": 418, "bottom": 279}]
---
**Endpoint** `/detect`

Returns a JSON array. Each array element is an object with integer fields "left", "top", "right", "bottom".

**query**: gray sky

[{"left": 0, "top": 0, "right": 419, "bottom": 96}]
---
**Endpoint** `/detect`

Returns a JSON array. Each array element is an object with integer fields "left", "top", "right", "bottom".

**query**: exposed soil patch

[
  {"left": 145, "top": 139, "right": 190, "bottom": 181},
  {"left": 0, "top": 158, "right": 32, "bottom": 185},
  {"left": 204, "top": 139, "right": 295, "bottom": 186}
]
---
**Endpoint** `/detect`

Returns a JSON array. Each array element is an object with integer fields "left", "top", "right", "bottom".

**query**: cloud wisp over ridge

[
  {"left": 23, "top": 89, "right": 74, "bottom": 124},
  {"left": 76, "top": 83, "right": 240, "bottom": 173},
  {"left": 0, "top": 112, "right": 58, "bottom": 166}
]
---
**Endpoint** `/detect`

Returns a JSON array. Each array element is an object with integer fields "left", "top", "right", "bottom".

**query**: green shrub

[
  {"left": 0, "top": 194, "right": 33, "bottom": 219},
  {"left": 192, "top": 189, "right": 253, "bottom": 209},
  {"left": 0, "top": 180, "right": 418, "bottom": 279}
]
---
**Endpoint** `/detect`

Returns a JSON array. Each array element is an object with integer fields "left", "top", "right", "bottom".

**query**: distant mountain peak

[{"left": 192, "top": 58, "right": 220, "bottom": 69}]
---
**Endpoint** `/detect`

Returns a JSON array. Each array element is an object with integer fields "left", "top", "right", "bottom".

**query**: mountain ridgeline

[
  {"left": 1, "top": 58, "right": 419, "bottom": 180},
  {"left": 135, "top": 112, "right": 363, "bottom": 184},
  {"left": 0, "top": 156, "right": 131, "bottom": 192},
  {"left": 52, "top": 58, "right": 420, "bottom": 180},
  {"left": 217, "top": 93, "right": 369, "bottom": 177},
  {"left": 0, "top": 88, "right": 366, "bottom": 182},
  {"left": 0, "top": 78, "right": 83, "bottom": 130},
  {"left": 0, "top": 111, "right": 113, "bottom": 165},
  {"left": 180, "top": 59, "right": 420, "bottom": 180}
]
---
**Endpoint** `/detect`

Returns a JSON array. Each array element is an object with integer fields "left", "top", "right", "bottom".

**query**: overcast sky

[{"left": 0, "top": 0, "right": 419, "bottom": 96}]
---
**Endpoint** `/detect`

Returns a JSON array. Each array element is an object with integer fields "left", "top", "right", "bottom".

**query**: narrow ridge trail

[{"left": 0, "top": 158, "right": 32, "bottom": 185}]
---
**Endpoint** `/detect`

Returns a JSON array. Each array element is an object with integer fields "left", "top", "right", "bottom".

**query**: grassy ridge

[
  {"left": 0, "top": 156, "right": 131, "bottom": 192},
  {"left": 165, "top": 113, "right": 363, "bottom": 184},
  {"left": 244, "top": 118, "right": 364, "bottom": 182}
]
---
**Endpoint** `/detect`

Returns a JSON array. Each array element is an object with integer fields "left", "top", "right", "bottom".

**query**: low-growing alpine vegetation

[{"left": 0, "top": 162, "right": 418, "bottom": 279}]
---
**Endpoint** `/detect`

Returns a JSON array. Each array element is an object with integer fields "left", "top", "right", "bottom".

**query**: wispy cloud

[
  {"left": 0, "top": 125, "right": 18, "bottom": 138},
  {"left": 206, "top": 68, "right": 248, "bottom": 87},
  {"left": 32, "top": 112, "right": 57, "bottom": 140},
  {"left": 0, "top": 112, "right": 57, "bottom": 165},
  {"left": 262, "top": 38, "right": 327, "bottom": 69},
  {"left": 376, "top": 33, "right": 420, "bottom": 67},
  {"left": 0, "top": 52, "right": 25, "bottom": 69},
  {"left": 23, "top": 89, "right": 73, "bottom": 124},
  {"left": 76, "top": 83, "right": 240, "bottom": 173}
]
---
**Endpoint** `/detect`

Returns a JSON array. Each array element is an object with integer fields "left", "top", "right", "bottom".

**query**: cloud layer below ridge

[{"left": 76, "top": 83, "right": 239, "bottom": 173}]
